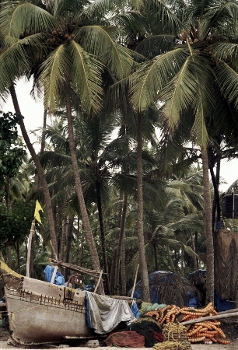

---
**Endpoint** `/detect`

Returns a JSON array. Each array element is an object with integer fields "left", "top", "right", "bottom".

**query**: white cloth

[{"left": 86, "top": 292, "right": 135, "bottom": 334}]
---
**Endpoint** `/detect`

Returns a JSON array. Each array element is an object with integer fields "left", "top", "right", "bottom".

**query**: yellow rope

[
  {"left": 155, "top": 322, "right": 191, "bottom": 350},
  {"left": 153, "top": 340, "right": 186, "bottom": 350}
]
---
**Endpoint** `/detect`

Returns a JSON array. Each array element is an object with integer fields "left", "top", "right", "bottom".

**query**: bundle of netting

[{"left": 153, "top": 322, "right": 192, "bottom": 350}]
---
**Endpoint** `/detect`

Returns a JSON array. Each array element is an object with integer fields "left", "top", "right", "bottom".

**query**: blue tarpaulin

[
  {"left": 44, "top": 265, "right": 66, "bottom": 285},
  {"left": 128, "top": 271, "right": 202, "bottom": 308},
  {"left": 188, "top": 269, "right": 235, "bottom": 311}
]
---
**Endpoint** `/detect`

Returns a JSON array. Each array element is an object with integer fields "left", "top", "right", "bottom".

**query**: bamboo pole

[
  {"left": 181, "top": 308, "right": 238, "bottom": 325},
  {"left": 94, "top": 270, "right": 103, "bottom": 293},
  {"left": 130, "top": 264, "right": 139, "bottom": 298},
  {"left": 26, "top": 219, "right": 35, "bottom": 277}
]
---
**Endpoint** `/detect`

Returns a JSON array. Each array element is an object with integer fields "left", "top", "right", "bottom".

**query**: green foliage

[
  {"left": 0, "top": 199, "right": 35, "bottom": 251},
  {"left": 0, "top": 111, "right": 26, "bottom": 199}
]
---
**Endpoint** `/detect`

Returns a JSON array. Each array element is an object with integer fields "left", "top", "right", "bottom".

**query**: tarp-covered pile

[{"left": 129, "top": 271, "right": 202, "bottom": 308}]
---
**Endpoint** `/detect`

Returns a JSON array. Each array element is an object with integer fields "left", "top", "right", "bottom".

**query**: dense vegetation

[{"left": 0, "top": 0, "right": 238, "bottom": 303}]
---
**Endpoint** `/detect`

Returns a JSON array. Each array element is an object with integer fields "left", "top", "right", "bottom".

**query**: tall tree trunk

[
  {"left": 60, "top": 217, "right": 67, "bottom": 262},
  {"left": 136, "top": 113, "right": 150, "bottom": 302},
  {"left": 6, "top": 246, "right": 12, "bottom": 268},
  {"left": 167, "top": 246, "right": 176, "bottom": 272},
  {"left": 65, "top": 76, "right": 103, "bottom": 292},
  {"left": 191, "top": 232, "right": 198, "bottom": 270},
  {"left": 9, "top": 85, "right": 58, "bottom": 258},
  {"left": 153, "top": 243, "right": 158, "bottom": 271},
  {"left": 110, "top": 248, "right": 118, "bottom": 294},
  {"left": 112, "top": 192, "right": 123, "bottom": 294},
  {"left": 120, "top": 194, "right": 127, "bottom": 296},
  {"left": 96, "top": 180, "right": 110, "bottom": 294},
  {"left": 209, "top": 155, "right": 221, "bottom": 232},
  {"left": 113, "top": 193, "right": 128, "bottom": 295},
  {"left": 65, "top": 217, "right": 74, "bottom": 263},
  {"left": 16, "top": 241, "right": 21, "bottom": 274},
  {"left": 40, "top": 108, "right": 47, "bottom": 154},
  {"left": 201, "top": 146, "right": 214, "bottom": 305}
]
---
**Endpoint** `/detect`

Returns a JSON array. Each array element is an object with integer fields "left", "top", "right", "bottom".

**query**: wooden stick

[
  {"left": 49, "top": 240, "right": 58, "bottom": 260},
  {"left": 130, "top": 264, "right": 139, "bottom": 298},
  {"left": 26, "top": 219, "right": 35, "bottom": 277},
  {"left": 50, "top": 265, "right": 58, "bottom": 284},
  {"left": 181, "top": 311, "right": 238, "bottom": 325},
  {"left": 50, "top": 259, "right": 104, "bottom": 279},
  {"left": 94, "top": 270, "right": 103, "bottom": 293}
]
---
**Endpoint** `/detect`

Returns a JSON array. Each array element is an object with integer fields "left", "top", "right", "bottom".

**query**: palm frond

[
  {"left": 39, "top": 44, "right": 68, "bottom": 111},
  {"left": 145, "top": 0, "right": 182, "bottom": 34},
  {"left": 53, "top": 0, "right": 86, "bottom": 17},
  {"left": 0, "top": 1, "right": 55, "bottom": 37},
  {"left": 168, "top": 213, "right": 204, "bottom": 233},
  {"left": 70, "top": 40, "right": 104, "bottom": 114},
  {"left": 82, "top": 0, "right": 115, "bottom": 19},
  {"left": 200, "top": 0, "right": 238, "bottom": 39},
  {"left": 115, "top": 11, "right": 147, "bottom": 42},
  {"left": 129, "top": 47, "right": 188, "bottom": 112},
  {"left": 40, "top": 151, "right": 71, "bottom": 168},
  {"left": 214, "top": 61, "right": 238, "bottom": 108},
  {"left": 0, "top": 41, "right": 31, "bottom": 93},
  {"left": 161, "top": 53, "right": 214, "bottom": 132},
  {"left": 77, "top": 25, "right": 134, "bottom": 79},
  {"left": 160, "top": 57, "right": 198, "bottom": 130},
  {"left": 211, "top": 42, "right": 238, "bottom": 64},
  {"left": 135, "top": 35, "right": 176, "bottom": 58}
]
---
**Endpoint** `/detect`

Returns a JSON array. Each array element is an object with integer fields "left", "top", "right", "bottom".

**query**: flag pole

[
  {"left": 26, "top": 200, "right": 43, "bottom": 277},
  {"left": 26, "top": 218, "right": 35, "bottom": 277}
]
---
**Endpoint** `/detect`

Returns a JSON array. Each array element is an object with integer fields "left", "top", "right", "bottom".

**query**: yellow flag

[{"left": 34, "top": 200, "right": 43, "bottom": 223}]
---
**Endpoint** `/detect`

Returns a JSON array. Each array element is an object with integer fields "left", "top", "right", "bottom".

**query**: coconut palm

[
  {"left": 126, "top": 0, "right": 238, "bottom": 303},
  {"left": 0, "top": 0, "right": 135, "bottom": 278},
  {"left": 110, "top": 0, "right": 185, "bottom": 302}
]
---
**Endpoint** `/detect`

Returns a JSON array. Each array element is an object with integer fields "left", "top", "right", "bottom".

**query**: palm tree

[
  {"left": 127, "top": 0, "right": 238, "bottom": 304},
  {"left": 111, "top": 0, "right": 185, "bottom": 302},
  {"left": 0, "top": 0, "right": 135, "bottom": 277}
]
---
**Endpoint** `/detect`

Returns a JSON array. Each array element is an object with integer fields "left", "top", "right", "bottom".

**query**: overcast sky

[{"left": 1, "top": 78, "right": 237, "bottom": 193}]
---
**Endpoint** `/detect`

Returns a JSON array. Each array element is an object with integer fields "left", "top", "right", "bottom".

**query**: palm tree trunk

[
  {"left": 153, "top": 243, "right": 158, "bottom": 271},
  {"left": 65, "top": 76, "right": 103, "bottom": 292},
  {"left": 113, "top": 193, "right": 128, "bottom": 295},
  {"left": 201, "top": 146, "right": 214, "bottom": 305},
  {"left": 112, "top": 192, "right": 123, "bottom": 294},
  {"left": 167, "top": 246, "right": 177, "bottom": 272},
  {"left": 60, "top": 217, "right": 67, "bottom": 261},
  {"left": 209, "top": 153, "right": 221, "bottom": 232},
  {"left": 66, "top": 217, "right": 74, "bottom": 263},
  {"left": 120, "top": 194, "right": 127, "bottom": 296},
  {"left": 96, "top": 180, "right": 110, "bottom": 294},
  {"left": 9, "top": 85, "right": 58, "bottom": 258},
  {"left": 6, "top": 246, "right": 12, "bottom": 268},
  {"left": 40, "top": 108, "right": 47, "bottom": 154},
  {"left": 136, "top": 113, "right": 150, "bottom": 302}
]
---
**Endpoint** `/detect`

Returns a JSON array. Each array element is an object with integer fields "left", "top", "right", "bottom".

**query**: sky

[{"left": 1, "top": 79, "right": 238, "bottom": 193}]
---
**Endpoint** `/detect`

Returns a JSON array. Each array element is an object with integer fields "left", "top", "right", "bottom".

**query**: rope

[
  {"left": 153, "top": 340, "right": 186, "bottom": 350},
  {"left": 153, "top": 322, "right": 192, "bottom": 350}
]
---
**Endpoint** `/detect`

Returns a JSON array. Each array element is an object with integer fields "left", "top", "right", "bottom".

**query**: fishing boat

[{"left": 0, "top": 260, "right": 136, "bottom": 346}]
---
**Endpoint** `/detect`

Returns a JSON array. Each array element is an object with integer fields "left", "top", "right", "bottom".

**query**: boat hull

[{"left": 3, "top": 274, "right": 97, "bottom": 345}]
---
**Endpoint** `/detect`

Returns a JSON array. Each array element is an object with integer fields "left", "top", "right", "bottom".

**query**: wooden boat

[{"left": 0, "top": 260, "right": 136, "bottom": 346}]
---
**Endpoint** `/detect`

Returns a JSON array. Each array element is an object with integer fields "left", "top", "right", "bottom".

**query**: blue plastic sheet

[
  {"left": 128, "top": 271, "right": 201, "bottom": 307},
  {"left": 43, "top": 265, "right": 65, "bottom": 285}
]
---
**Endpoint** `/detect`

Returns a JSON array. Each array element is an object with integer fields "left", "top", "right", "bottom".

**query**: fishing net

[
  {"left": 104, "top": 330, "right": 145, "bottom": 347},
  {"left": 124, "top": 317, "right": 164, "bottom": 347},
  {"left": 104, "top": 318, "right": 164, "bottom": 348},
  {"left": 153, "top": 322, "right": 192, "bottom": 350},
  {"left": 214, "top": 229, "right": 238, "bottom": 304}
]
